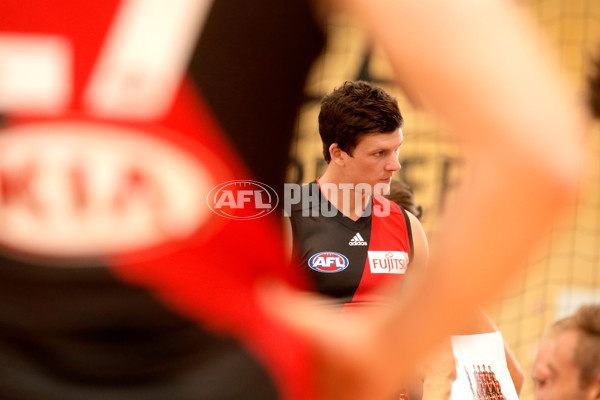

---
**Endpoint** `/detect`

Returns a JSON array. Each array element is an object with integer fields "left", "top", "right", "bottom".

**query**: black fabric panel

[
  {"left": 189, "top": 0, "right": 325, "bottom": 196},
  {"left": 399, "top": 206, "right": 414, "bottom": 263},
  {"left": 0, "top": 255, "right": 277, "bottom": 400},
  {"left": 289, "top": 181, "right": 372, "bottom": 300}
]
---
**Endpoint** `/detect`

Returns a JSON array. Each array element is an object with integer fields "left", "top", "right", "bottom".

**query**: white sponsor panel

[
  {"left": 0, "top": 34, "right": 71, "bottom": 114},
  {"left": 367, "top": 251, "right": 408, "bottom": 274}
]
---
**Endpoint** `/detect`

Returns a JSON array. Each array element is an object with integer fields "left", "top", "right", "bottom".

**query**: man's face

[
  {"left": 533, "top": 329, "right": 592, "bottom": 400},
  {"left": 341, "top": 129, "right": 402, "bottom": 196}
]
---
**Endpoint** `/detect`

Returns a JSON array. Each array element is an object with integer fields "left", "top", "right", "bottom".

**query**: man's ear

[{"left": 329, "top": 143, "right": 345, "bottom": 165}]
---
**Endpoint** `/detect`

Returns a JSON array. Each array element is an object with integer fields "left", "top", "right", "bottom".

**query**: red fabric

[
  {"left": 0, "top": 1, "right": 315, "bottom": 398},
  {"left": 348, "top": 196, "right": 411, "bottom": 306}
]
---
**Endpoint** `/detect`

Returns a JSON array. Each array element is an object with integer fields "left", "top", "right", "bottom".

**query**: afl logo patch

[{"left": 308, "top": 252, "right": 349, "bottom": 273}]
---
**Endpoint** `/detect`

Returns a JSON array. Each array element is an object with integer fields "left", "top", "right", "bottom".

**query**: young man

[
  {"left": 532, "top": 304, "right": 600, "bottom": 400},
  {"left": 287, "top": 79, "right": 431, "bottom": 398},
  {"left": 287, "top": 81, "right": 429, "bottom": 310}
]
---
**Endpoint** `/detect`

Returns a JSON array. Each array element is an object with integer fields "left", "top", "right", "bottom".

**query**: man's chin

[{"left": 373, "top": 182, "right": 390, "bottom": 196}]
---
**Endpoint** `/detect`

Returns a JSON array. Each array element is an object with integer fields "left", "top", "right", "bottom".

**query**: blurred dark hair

[
  {"left": 588, "top": 55, "right": 600, "bottom": 118},
  {"left": 318, "top": 80, "right": 403, "bottom": 163},
  {"left": 384, "top": 179, "right": 423, "bottom": 219}
]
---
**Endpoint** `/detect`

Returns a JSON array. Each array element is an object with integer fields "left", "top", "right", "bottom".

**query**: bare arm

[{"left": 406, "top": 211, "right": 428, "bottom": 275}]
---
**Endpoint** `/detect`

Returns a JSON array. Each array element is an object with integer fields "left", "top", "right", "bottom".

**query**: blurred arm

[{"left": 334, "top": 0, "right": 587, "bottom": 374}]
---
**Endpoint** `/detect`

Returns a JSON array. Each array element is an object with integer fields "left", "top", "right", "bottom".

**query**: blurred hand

[
  {"left": 258, "top": 281, "right": 423, "bottom": 400},
  {"left": 419, "top": 339, "right": 457, "bottom": 400}
]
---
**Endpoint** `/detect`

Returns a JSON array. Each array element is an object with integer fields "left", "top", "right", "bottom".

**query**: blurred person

[
  {"left": 0, "top": 1, "right": 587, "bottom": 400},
  {"left": 385, "top": 179, "right": 423, "bottom": 220},
  {"left": 532, "top": 304, "right": 600, "bottom": 400}
]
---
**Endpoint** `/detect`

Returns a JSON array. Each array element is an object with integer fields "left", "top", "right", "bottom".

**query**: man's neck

[{"left": 318, "top": 173, "right": 371, "bottom": 221}]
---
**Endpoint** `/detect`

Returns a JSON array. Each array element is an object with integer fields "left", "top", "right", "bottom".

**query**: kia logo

[{"left": 206, "top": 180, "right": 279, "bottom": 220}]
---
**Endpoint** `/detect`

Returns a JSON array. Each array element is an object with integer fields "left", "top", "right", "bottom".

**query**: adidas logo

[{"left": 349, "top": 232, "right": 368, "bottom": 246}]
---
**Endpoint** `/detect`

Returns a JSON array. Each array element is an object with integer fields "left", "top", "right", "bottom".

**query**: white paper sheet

[{"left": 450, "top": 332, "right": 519, "bottom": 400}]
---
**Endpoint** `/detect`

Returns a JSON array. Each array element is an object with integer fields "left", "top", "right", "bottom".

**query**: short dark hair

[{"left": 318, "top": 81, "right": 403, "bottom": 163}]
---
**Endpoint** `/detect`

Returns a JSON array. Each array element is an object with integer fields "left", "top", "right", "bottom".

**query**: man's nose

[{"left": 387, "top": 155, "right": 401, "bottom": 171}]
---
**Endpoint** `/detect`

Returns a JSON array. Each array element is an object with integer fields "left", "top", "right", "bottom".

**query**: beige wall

[{"left": 288, "top": 2, "right": 600, "bottom": 399}]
